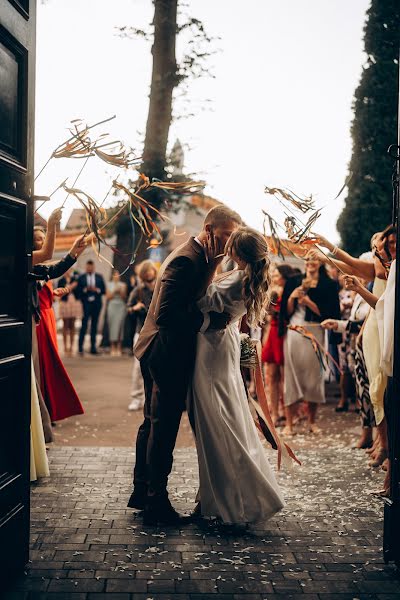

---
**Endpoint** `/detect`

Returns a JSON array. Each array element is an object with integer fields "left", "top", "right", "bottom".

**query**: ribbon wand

[
  {"left": 60, "top": 155, "right": 91, "bottom": 208},
  {"left": 34, "top": 115, "right": 116, "bottom": 182},
  {"left": 269, "top": 193, "right": 347, "bottom": 275},
  {"left": 82, "top": 174, "right": 120, "bottom": 237},
  {"left": 34, "top": 178, "right": 69, "bottom": 214}
]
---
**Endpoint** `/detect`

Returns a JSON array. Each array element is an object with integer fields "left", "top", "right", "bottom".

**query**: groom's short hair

[{"left": 204, "top": 205, "right": 242, "bottom": 228}]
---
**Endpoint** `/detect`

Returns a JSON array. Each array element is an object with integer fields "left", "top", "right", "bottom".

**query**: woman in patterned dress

[{"left": 57, "top": 268, "right": 82, "bottom": 355}]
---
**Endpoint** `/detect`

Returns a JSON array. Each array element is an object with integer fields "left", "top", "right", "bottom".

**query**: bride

[{"left": 189, "top": 226, "right": 287, "bottom": 525}]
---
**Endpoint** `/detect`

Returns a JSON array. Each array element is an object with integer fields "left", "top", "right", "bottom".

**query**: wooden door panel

[
  {"left": 0, "top": 194, "right": 27, "bottom": 327},
  {"left": 7, "top": 1, "right": 30, "bottom": 21},
  {"left": 0, "top": 355, "right": 29, "bottom": 490},
  {"left": 0, "top": 354, "right": 30, "bottom": 574},
  {"left": 0, "top": 24, "right": 28, "bottom": 170}
]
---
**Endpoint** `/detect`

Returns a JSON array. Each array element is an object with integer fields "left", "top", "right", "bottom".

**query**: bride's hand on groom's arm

[{"left": 208, "top": 311, "right": 231, "bottom": 330}]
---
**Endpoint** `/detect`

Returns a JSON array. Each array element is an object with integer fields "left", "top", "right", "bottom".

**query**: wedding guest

[
  {"left": 76, "top": 260, "right": 106, "bottom": 355},
  {"left": 261, "top": 264, "right": 294, "bottom": 425},
  {"left": 280, "top": 253, "right": 340, "bottom": 435},
  {"left": 30, "top": 210, "right": 64, "bottom": 472},
  {"left": 335, "top": 274, "right": 356, "bottom": 412},
  {"left": 106, "top": 270, "right": 128, "bottom": 356},
  {"left": 122, "top": 271, "right": 139, "bottom": 352},
  {"left": 31, "top": 210, "right": 64, "bottom": 445},
  {"left": 30, "top": 359, "right": 50, "bottom": 481},
  {"left": 127, "top": 260, "right": 158, "bottom": 410},
  {"left": 315, "top": 228, "right": 395, "bottom": 469},
  {"left": 57, "top": 268, "right": 81, "bottom": 356},
  {"left": 128, "top": 271, "right": 138, "bottom": 296},
  {"left": 346, "top": 226, "right": 396, "bottom": 488},
  {"left": 326, "top": 263, "right": 341, "bottom": 383},
  {"left": 33, "top": 233, "right": 87, "bottom": 423},
  {"left": 322, "top": 286, "right": 371, "bottom": 445}
]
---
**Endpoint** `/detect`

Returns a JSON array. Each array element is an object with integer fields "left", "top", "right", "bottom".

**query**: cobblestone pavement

[{"left": 5, "top": 444, "right": 400, "bottom": 599}]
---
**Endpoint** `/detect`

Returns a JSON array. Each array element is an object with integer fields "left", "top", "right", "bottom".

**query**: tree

[
  {"left": 114, "top": 0, "right": 216, "bottom": 274},
  {"left": 336, "top": 0, "right": 399, "bottom": 256},
  {"left": 141, "top": 0, "right": 179, "bottom": 182}
]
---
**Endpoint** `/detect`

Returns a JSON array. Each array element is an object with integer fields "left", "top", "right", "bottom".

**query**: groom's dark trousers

[{"left": 133, "top": 238, "right": 214, "bottom": 498}]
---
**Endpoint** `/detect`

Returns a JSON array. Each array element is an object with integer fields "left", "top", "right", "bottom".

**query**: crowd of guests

[
  {"left": 260, "top": 225, "right": 396, "bottom": 496},
  {"left": 55, "top": 258, "right": 159, "bottom": 411}
]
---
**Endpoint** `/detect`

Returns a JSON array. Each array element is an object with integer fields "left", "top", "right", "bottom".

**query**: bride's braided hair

[{"left": 226, "top": 227, "right": 271, "bottom": 326}]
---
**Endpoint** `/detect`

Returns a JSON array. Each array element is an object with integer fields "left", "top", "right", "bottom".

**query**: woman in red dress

[
  {"left": 33, "top": 228, "right": 87, "bottom": 422},
  {"left": 262, "top": 264, "right": 294, "bottom": 425}
]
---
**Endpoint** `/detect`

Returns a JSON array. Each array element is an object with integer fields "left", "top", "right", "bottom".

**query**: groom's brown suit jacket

[{"left": 134, "top": 237, "right": 215, "bottom": 404}]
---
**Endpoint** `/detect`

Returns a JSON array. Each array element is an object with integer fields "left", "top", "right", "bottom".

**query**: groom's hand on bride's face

[
  {"left": 208, "top": 311, "right": 231, "bottom": 330},
  {"left": 205, "top": 229, "right": 224, "bottom": 263}
]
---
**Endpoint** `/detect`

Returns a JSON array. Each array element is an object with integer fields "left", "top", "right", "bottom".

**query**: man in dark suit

[
  {"left": 128, "top": 205, "right": 242, "bottom": 525},
  {"left": 76, "top": 260, "right": 106, "bottom": 355}
]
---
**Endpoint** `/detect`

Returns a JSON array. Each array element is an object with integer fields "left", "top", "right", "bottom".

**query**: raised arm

[
  {"left": 343, "top": 275, "right": 379, "bottom": 309},
  {"left": 32, "top": 208, "right": 62, "bottom": 266},
  {"left": 313, "top": 234, "right": 375, "bottom": 280},
  {"left": 37, "top": 235, "right": 88, "bottom": 280}
]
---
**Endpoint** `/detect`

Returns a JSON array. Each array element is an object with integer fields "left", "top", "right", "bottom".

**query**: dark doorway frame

[{"left": 383, "top": 60, "right": 400, "bottom": 566}]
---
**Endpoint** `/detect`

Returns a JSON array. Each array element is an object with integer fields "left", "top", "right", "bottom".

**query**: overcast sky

[{"left": 35, "top": 0, "right": 370, "bottom": 244}]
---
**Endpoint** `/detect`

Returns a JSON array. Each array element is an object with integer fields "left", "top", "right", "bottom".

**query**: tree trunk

[
  {"left": 116, "top": 0, "right": 178, "bottom": 275},
  {"left": 141, "top": 0, "right": 178, "bottom": 181}
]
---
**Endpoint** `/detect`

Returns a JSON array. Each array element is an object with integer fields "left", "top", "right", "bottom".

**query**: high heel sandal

[{"left": 369, "top": 448, "right": 388, "bottom": 468}]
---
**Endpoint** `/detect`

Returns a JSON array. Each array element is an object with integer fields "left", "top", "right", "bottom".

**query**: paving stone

[
  {"left": 105, "top": 579, "right": 147, "bottom": 592},
  {"left": 146, "top": 578, "right": 176, "bottom": 592},
  {"left": 47, "top": 578, "right": 104, "bottom": 592}
]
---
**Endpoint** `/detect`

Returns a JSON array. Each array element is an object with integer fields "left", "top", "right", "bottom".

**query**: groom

[{"left": 128, "top": 205, "right": 242, "bottom": 525}]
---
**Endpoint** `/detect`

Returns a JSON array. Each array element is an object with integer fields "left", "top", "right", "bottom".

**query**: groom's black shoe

[
  {"left": 143, "top": 495, "right": 189, "bottom": 526},
  {"left": 127, "top": 484, "right": 148, "bottom": 510}
]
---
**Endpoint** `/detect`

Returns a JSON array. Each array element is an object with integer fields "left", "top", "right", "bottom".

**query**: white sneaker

[{"left": 128, "top": 399, "right": 144, "bottom": 411}]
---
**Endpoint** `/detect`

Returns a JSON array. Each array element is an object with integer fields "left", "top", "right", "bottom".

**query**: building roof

[
  {"left": 54, "top": 229, "right": 83, "bottom": 252},
  {"left": 34, "top": 213, "right": 47, "bottom": 229},
  {"left": 65, "top": 208, "right": 87, "bottom": 231}
]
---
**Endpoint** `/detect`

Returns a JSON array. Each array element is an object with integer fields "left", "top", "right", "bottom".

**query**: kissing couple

[{"left": 128, "top": 205, "right": 294, "bottom": 526}]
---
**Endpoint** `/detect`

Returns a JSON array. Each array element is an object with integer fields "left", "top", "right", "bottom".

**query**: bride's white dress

[{"left": 188, "top": 270, "right": 285, "bottom": 525}]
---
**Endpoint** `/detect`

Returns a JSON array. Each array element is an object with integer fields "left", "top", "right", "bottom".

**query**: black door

[{"left": 0, "top": 0, "right": 36, "bottom": 578}]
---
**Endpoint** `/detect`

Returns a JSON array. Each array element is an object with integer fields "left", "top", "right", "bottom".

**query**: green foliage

[{"left": 337, "top": 0, "right": 399, "bottom": 256}]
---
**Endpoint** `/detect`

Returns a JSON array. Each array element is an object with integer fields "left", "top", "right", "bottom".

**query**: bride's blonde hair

[{"left": 226, "top": 227, "right": 271, "bottom": 326}]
